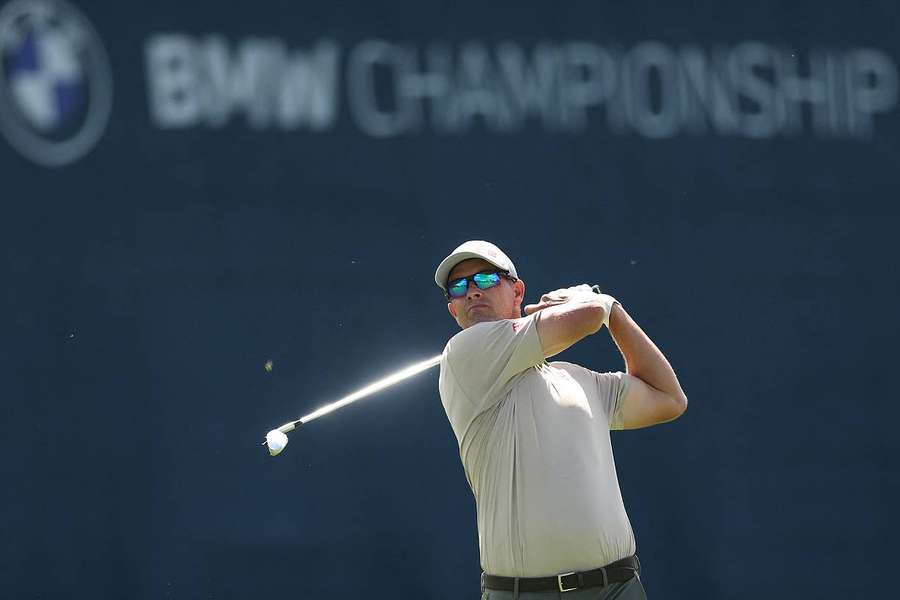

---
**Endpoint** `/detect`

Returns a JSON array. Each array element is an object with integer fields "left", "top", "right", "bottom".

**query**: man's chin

[{"left": 467, "top": 312, "right": 501, "bottom": 326}]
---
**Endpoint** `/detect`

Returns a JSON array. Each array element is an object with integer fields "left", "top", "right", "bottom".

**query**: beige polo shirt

[{"left": 438, "top": 313, "right": 636, "bottom": 577}]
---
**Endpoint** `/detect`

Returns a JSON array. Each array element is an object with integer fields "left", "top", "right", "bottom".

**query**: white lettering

[
  {"left": 777, "top": 49, "right": 831, "bottom": 136},
  {"left": 450, "top": 42, "right": 514, "bottom": 133},
  {"left": 348, "top": 40, "right": 419, "bottom": 137},
  {"left": 145, "top": 34, "right": 339, "bottom": 130},
  {"left": 730, "top": 42, "right": 782, "bottom": 139},
  {"left": 559, "top": 42, "right": 619, "bottom": 133},
  {"left": 278, "top": 42, "right": 341, "bottom": 130},
  {"left": 625, "top": 42, "right": 680, "bottom": 138},
  {"left": 145, "top": 35, "right": 200, "bottom": 128},
  {"left": 676, "top": 46, "right": 739, "bottom": 135},
  {"left": 496, "top": 42, "right": 561, "bottom": 131},
  {"left": 847, "top": 48, "right": 898, "bottom": 138},
  {"left": 145, "top": 36, "right": 899, "bottom": 141},
  {"left": 402, "top": 44, "right": 453, "bottom": 132}
]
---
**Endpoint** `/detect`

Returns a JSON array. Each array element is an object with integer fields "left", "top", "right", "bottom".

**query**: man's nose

[{"left": 466, "top": 283, "right": 483, "bottom": 299}]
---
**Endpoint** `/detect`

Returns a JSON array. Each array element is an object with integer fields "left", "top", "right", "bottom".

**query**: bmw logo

[{"left": 0, "top": 0, "right": 112, "bottom": 166}]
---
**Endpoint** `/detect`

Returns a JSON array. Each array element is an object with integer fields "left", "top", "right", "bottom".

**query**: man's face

[{"left": 446, "top": 258, "right": 525, "bottom": 329}]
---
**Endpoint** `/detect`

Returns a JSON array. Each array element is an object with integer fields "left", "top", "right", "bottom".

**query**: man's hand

[{"left": 524, "top": 284, "right": 597, "bottom": 315}]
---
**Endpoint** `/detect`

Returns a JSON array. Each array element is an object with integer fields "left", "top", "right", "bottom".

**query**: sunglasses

[{"left": 445, "top": 270, "right": 516, "bottom": 299}]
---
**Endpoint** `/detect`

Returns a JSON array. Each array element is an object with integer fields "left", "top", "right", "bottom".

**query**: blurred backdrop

[{"left": 2, "top": 0, "right": 898, "bottom": 598}]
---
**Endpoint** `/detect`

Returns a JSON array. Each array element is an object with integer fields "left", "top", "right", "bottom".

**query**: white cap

[{"left": 434, "top": 241, "right": 518, "bottom": 292}]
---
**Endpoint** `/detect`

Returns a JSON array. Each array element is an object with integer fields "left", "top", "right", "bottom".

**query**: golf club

[
  {"left": 263, "top": 286, "right": 603, "bottom": 456},
  {"left": 263, "top": 354, "right": 442, "bottom": 456}
]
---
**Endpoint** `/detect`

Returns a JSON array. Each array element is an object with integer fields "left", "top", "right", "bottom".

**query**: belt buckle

[{"left": 557, "top": 572, "right": 577, "bottom": 592}]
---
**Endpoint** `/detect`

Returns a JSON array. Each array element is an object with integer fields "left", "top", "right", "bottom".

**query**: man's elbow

[
  {"left": 581, "top": 302, "right": 607, "bottom": 335},
  {"left": 669, "top": 392, "right": 688, "bottom": 420}
]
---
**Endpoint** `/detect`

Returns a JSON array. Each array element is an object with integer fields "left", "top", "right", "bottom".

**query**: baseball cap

[{"left": 434, "top": 240, "right": 518, "bottom": 292}]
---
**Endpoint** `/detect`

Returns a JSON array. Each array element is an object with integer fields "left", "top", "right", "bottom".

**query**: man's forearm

[{"left": 607, "top": 303, "right": 686, "bottom": 401}]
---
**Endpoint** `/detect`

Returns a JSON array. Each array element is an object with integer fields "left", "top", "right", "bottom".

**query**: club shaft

[{"left": 289, "top": 354, "right": 442, "bottom": 427}]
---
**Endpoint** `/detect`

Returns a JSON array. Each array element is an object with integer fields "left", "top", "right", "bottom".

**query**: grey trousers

[{"left": 480, "top": 565, "right": 646, "bottom": 600}]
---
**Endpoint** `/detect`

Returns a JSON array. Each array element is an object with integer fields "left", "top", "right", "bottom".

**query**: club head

[{"left": 265, "top": 429, "right": 289, "bottom": 456}]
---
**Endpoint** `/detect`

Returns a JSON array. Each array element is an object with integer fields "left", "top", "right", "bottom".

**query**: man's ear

[
  {"left": 512, "top": 279, "right": 526, "bottom": 314},
  {"left": 447, "top": 301, "right": 458, "bottom": 319}
]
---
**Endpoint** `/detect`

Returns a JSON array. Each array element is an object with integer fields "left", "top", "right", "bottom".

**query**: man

[{"left": 434, "top": 240, "right": 687, "bottom": 599}]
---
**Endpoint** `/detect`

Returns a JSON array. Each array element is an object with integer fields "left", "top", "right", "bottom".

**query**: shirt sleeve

[
  {"left": 443, "top": 314, "right": 544, "bottom": 414},
  {"left": 592, "top": 371, "right": 633, "bottom": 430},
  {"left": 547, "top": 363, "right": 633, "bottom": 430}
]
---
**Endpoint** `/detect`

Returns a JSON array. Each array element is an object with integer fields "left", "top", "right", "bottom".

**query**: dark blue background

[{"left": 2, "top": 1, "right": 898, "bottom": 598}]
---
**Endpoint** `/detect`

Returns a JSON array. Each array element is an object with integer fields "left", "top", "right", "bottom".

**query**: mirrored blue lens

[
  {"left": 473, "top": 272, "right": 502, "bottom": 289},
  {"left": 448, "top": 279, "right": 469, "bottom": 298}
]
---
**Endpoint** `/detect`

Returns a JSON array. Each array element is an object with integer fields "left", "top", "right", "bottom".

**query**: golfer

[{"left": 435, "top": 241, "right": 687, "bottom": 599}]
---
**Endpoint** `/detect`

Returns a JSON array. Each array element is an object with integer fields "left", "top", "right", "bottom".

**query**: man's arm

[
  {"left": 524, "top": 285, "right": 608, "bottom": 358},
  {"left": 525, "top": 286, "right": 687, "bottom": 428},
  {"left": 607, "top": 303, "right": 688, "bottom": 429}
]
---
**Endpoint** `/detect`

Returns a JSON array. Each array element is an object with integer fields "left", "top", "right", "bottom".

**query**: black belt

[{"left": 482, "top": 555, "right": 639, "bottom": 593}]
